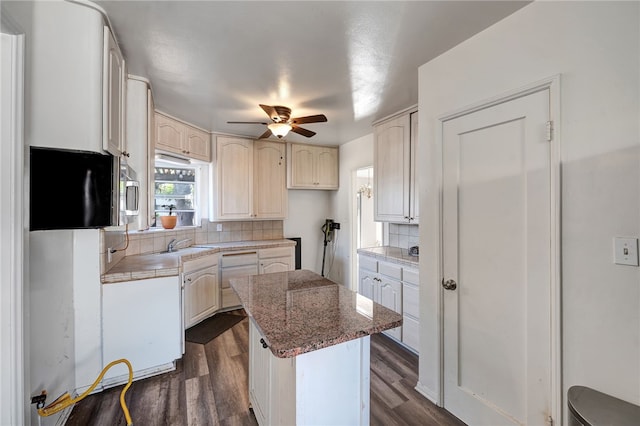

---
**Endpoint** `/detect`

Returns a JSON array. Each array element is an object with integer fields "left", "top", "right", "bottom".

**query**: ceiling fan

[{"left": 227, "top": 104, "right": 328, "bottom": 139}]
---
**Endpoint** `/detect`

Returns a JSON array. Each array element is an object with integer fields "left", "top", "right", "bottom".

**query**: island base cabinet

[{"left": 249, "top": 320, "right": 370, "bottom": 425}]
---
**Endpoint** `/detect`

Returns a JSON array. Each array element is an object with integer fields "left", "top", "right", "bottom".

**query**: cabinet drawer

[
  {"left": 402, "top": 315, "right": 419, "bottom": 353},
  {"left": 259, "top": 247, "right": 292, "bottom": 259},
  {"left": 358, "top": 255, "right": 378, "bottom": 273},
  {"left": 379, "top": 261, "right": 402, "bottom": 280},
  {"left": 183, "top": 254, "right": 218, "bottom": 273},
  {"left": 403, "top": 283, "right": 419, "bottom": 318},
  {"left": 220, "top": 251, "right": 258, "bottom": 267},
  {"left": 403, "top": 267, "right": 419, "bottom": 285}
]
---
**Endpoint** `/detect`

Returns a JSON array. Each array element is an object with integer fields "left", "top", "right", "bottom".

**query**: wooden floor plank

[
  {"left": 67, "top": 316, "right": 465, "bottom": 426},
  {"left": 184, "top": 341, "right": 210, "bottom": 379},
  {"left": 185, "top": 375, "right": 219, "bottom": 425},
  {"left": 370, "top": 368, "right": 408, "bottom": 409}
]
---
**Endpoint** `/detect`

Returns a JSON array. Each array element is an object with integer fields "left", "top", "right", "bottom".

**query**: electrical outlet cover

[{"left": 614, "top": 237, "right": 639, "bottom": 266}]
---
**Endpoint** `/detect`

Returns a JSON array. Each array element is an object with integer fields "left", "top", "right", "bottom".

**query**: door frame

[
  {"left": 435, "top": 75, "right": 562, "bottom": 423},
  {"left": 0, "top": 29, "right": 26, "bottom": 425}
]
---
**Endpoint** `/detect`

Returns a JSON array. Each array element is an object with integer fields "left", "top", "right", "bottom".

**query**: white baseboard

[
  {"left": 101, "top": 361, "right": 176, "bottom": 389},
  {"left": 415, "top": 381, "right": 440, "bottom": 406}
]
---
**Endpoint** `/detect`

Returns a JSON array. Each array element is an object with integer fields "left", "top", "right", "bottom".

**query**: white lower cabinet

[
  {"left": 358, "top": 253, "right": 419, "bottom": 352},
  {"left": 249, "top": 319, "right": 370, "bottom": 426},
  {"left": 378, "top": 275, "right": 402, "bottom": 340},
  {"left": 259, "top": 246, "right": 294, "bottom": 274},
  {"left": 358, "top": 256, "right": 402, "bottom": 340},
  {"left": 220, "top": 247, "right": 294, "bottom": 309},
  {"left": 401, "top": 266, "right": 420, "bottom": 352},
  {"left": 183, "top": 255, "right": 219, "bottom": 329},
  {"left": 249, "top": 319, "right": 295, "bottom": 425},
  {"left": 102, "top": 276, "right": 182, "bottom": 387}
]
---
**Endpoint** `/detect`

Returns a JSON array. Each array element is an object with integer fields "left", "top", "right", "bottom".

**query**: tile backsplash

[
  {"left": 101, "top": 219, "right": 284, "bottom": 274},
  {"left": 388, "top": 223, "right": 419, "bottom": 250}
]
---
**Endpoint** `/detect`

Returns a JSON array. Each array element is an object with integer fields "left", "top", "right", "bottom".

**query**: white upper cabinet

[
  {"left": 254, "top": 141, "right": 288, "bottom": 219},
  {"left": 216, "top": 137, "right": 254, "bottom": 220},
  {"left": 125, "top": 77, "right": 154, "bottom": 230},
  {"left": 287, "top": 143, "right": 339, "bottom": 190},
  {"left": 155, "top": 112, "right": 211, "bottom": 162},
  {"left": 374, "top": 109, "right": 419, "bottom": 223},
  {"left": 103, "top": 26, "right": 126, "bottom": 157},
  {"left": 215, "top": 137, "right": 288, "bottom": 220},
  {"left": 186, "top": 127, "right": 211, "bottom": 162}
]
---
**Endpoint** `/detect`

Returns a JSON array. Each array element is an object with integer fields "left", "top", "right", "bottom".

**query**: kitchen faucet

[{"left": 167, "top": 238, "right": 191, "bottom": 253}]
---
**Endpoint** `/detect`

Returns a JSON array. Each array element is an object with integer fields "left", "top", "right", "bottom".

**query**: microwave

[{"left": 118, "top": 159, "right": 140, "bottom": 225}]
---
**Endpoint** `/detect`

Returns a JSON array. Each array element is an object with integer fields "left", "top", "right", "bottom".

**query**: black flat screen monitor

[{"left": 30, "top": 147, "right": 114, "bottom": 230}]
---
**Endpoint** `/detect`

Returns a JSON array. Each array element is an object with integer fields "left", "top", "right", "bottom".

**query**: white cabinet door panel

[
  {"left": 379, "top": 277, "right": 402, "bottom": 340},
  {"left": 102, "top": 277, "right": 181, "bottom": 384}
]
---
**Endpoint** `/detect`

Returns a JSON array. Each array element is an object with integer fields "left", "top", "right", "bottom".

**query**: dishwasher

[{"left": 220, "top": 251, "right": 259, "bottom": 308}]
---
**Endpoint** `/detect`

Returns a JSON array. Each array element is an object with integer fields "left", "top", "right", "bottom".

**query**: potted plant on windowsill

[{"left": 160, "top": 204, "right": 177, "bottom": 229}]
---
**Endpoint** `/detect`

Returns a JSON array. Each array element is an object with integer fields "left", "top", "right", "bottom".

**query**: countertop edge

[
  {"left": 102, "top": 239, "right": 296, "bottom": 284},
  {"left": 270, "top": 319, "right": 403, "bottom": 358},
  {"left": 357, "top": 246, "right": 419, "bottom": 267}
]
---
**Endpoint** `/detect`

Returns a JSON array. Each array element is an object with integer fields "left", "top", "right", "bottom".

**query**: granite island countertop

[
  {"left": 230, "top": 269, "right": 403, "bottom": 358},
  {"left": 357, "top": 245, "right": 419, "bottom": 267},
  {"left": 102, "top": 239, "right": 296, "bottom": 284}
]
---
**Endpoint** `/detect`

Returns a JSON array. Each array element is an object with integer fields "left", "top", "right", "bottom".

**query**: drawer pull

[
  {"left": 222, "top": 252, "right": 258, "bottom": 257},
  {"left": 260, "top": 338, "right": 268, "bottom": 349}
]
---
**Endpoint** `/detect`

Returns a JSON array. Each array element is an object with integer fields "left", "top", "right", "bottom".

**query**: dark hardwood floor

[{"left": 66, "top": 314, "right": 465, "bottom": 425}]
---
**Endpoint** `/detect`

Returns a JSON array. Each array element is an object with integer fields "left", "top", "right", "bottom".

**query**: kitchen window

[{"left": 153, "top": 163, "right": 198, "bottom": 227}]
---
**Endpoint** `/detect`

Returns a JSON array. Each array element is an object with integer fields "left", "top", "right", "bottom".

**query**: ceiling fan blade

[
  {"left": 258, "top": 129, "right": 272, "bottom": 139},
  {"left": 291, "top": 114, "right": 328, "bottom": 125},
  {"left": 259, "top": 104, "right": 279, "bottom": 121},
  {"left": 227, "top": 121, "right": 269, "bottom": 125},
  {"left": 290, "top": 125, "right": 316, "bottom": 138}
]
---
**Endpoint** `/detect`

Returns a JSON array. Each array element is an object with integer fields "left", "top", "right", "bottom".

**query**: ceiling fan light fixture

[{"left": 268, "top": 122, "right": 292, "bottom": 138}]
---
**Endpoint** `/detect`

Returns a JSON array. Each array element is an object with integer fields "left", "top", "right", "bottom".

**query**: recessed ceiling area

[{"left": 94, "top": 1, "right": 530, "bottom": 145}]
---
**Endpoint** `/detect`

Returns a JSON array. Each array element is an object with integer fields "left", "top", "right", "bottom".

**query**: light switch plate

[
  {"left": 614, "top": 237, "right": 639, "bottom": 266},
  {"left": 216, "top": 223, "right": 223, "bottom": 232}
]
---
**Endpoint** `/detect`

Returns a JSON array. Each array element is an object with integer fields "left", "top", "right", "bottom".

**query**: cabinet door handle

[{"left": 260, "top": 338, "right": 268, "bottom": 349}]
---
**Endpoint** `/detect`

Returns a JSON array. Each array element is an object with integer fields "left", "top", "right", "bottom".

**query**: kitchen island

[{"left": 230, "top": 269, "right": 402, "bottom": 426}]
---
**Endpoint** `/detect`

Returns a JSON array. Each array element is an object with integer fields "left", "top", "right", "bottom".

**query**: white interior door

[{"left": 442, "top": 89, "right": 551, "bottom": 425}]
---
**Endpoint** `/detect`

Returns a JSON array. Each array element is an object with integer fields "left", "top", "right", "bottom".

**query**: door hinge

[
  {"left": 546, "top": 121, "right": 553, "bottom": 142},
  {"left": 547, "top": 415, "right": 554, "bottom": 426}
]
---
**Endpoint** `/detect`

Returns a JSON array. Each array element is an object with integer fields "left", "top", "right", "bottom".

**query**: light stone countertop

[
  {"left": 230, "top": 269, "right": 403, "bottom": 358},
  {"left": 357, "top": 246, "right": 419, "bottom": 267},
  {"left": 102, "top": 239, "right": 296, "bottom": 284}
]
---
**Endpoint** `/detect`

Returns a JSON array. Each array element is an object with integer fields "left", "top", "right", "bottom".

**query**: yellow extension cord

[{"left": 37, "top": 358, "right": 134, "bottom": 425}]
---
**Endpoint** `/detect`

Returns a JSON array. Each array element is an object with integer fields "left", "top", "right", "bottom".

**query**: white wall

[
  {"left": 2, "top": 2, "right": 107, "bottom": 424},
  {"left": 29, "top": 231, "right": 76, "bottom": 426},
  {"left": 356, "top": 173, "right": 379, "bottom": 248},
  {"left": 284, "top": 190, "right": 331, "bottom": 274},
  {"left": 418, "top": 1, "right": 640, "bottom": 421},
  {"left": 328, "top": 134, "right": 374, "bottom": 289}
]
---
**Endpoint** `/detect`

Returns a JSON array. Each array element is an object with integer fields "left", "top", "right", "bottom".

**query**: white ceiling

[{"left": 95, "top": 1, "right": 529, "bottom": 145}]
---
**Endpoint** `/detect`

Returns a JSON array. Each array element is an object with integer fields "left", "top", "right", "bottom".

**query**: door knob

[{"left": 442, "top": 279, "right": 457, "bottom": 291}]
